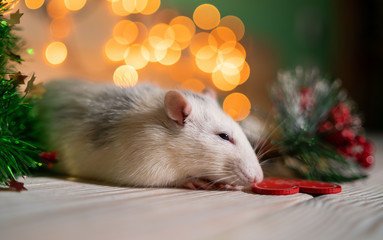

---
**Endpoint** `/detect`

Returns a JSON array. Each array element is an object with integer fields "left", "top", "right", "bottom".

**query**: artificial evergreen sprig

[
  {"left": 0, "top": 0, "right": 43, "bottom": 188},
  {"left": 270, "top": 67, "right": 369, "bottom": 182}
]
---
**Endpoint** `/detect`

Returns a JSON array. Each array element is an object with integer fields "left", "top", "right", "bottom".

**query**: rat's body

[{"left": 37, "top": 80, "right": 263, "bottom": 189}]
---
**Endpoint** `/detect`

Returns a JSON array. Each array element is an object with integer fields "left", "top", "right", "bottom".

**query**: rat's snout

[{"left": 252, "top": 169, "right": 264, "bottom": 184}]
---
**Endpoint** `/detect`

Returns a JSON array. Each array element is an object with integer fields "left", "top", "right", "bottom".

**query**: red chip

[
  {"left": 252, "top": 178, "right": 342, "bottom": 195},
  {"left": 292, "top": 179, "right": 342, "bottom": 194},
  {"left": 252, "top": 178, "right": 299, "bottom": 195}
]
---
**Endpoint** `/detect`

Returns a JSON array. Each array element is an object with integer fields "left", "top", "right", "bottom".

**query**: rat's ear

[
  {"left": 202, "top": 87, "right": 217, "bottom": 101},
  {"left": 164, "top": 90, "right": 192, "bottom": 126}
]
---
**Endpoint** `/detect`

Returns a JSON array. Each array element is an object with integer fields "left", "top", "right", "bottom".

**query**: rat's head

[{"left": 164, "top": 89, "right": 263, "bottom": 187}]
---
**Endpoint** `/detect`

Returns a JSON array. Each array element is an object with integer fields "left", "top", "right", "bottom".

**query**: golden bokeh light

[
  {"left": 170, "top": 16, "right": 196, "bottom": 36},
  {"left": 223, "top": 92, "right": 251, "bottom": 121},
  {"left": 25, "top": 0, "right": 44, "bottom": 9},
  {"left": 219, "top": 15, "right": 245, "bottom": 41},
  {"left": 50, "top": 16, "right": 72, "bottom": 39},
  {"left": 170, "top": 24, "right": 193, "bottom": 49},
  {"left": 195, "top": 45, "right": 218, "bottom": 73},
  {"left": 45, "top": 41, "right": 67, "bottom": 65},
  {"left": 189, "top": 32, "right": 213, "bottom": 56},
  {"left": 124, "top": 44, "right": 149, "bottom": 69},
  {"left": 148, "top": 24, "right": 175, "bottom": 49},
  {"left": 170, "top": 16, "right": 195, "bottom": 49},
  {"left": 219, "top": 62, "right": 241, "bottom": 84},
  {"left": 193, "top": 4, "right": 220, "bottom": 30},
  {"left": 104, "top": 38, "right": 128, "bottom": 62},
  {"left": 134, "top": 0, "right": 148, "bottom": 13},
  {"left": 142, "top": 39, "right": 157, "bottom": 62},
  {"left": 47, "top": 0, "right": 69, "bottom": 18},
  {"left": 64, "top": 0, "right": 87, "bottom": 11},
  {"left": 239, "top": 61, "right": 250, "bottom": 85},
  {"left": 209, "top": 27, "right": 237, "bottom": 48},
  {"left": 141, "top": 0, "right": 161, "bottom": 15},
  {"left": 113, "top": 20, "right": 138, "bottom": 44},
  {"left": 181, "top": 78, "right": 205, "bottom": 92},
  {"left": 111, "top": 0, "right": 131, "bottom": 16},
  {"left": 122, "top": 0, "right": 148, "bottom": 13},
  {"left": 156, "top": 42, "right": 181, "bottom": 66},
  {"left": 217, "top": 47, "right": 245, "bottom": 69},
  {"left": 113, "top": 65, "right": 138, "bottom": 87},
  {"left": 212, "top": 68, "right": 239, "bottom": 91}
]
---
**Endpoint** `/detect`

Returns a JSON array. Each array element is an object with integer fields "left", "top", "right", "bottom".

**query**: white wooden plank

[{"left": 0, "top": 176, "right": 311, "bottom": 240}]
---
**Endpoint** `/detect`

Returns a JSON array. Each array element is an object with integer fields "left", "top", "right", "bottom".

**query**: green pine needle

[{"left": 0, "top": 2, "right": 43, "bottom": 186}]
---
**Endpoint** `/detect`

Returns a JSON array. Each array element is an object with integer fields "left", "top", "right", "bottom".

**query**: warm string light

[
  {"left": 27, "top": 0, "right": 252, "bottom": 120},
  {"left": 45, "top": 41, "right": 67, "bottom": 65},
  {"left": 25, "top": 0, "right": 44, "bottom": 10}
]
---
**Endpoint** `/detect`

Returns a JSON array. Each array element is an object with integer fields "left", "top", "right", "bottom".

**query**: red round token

[
  {"left": 252, "top": 178, "right": 300, "bottom": 195},
  {"left": 252, "top": 178, "right": 342, "bottom": 195},
  {"left": 293, "top": 179, "right": 342, "bottom": 194}
]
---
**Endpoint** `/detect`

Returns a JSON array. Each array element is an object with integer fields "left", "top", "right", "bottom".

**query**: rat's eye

[{"left": 218, "top": 133, "right": 230, "bottom": 141}]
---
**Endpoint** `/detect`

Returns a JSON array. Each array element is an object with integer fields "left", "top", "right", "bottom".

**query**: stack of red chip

[{"left": 252, "top": 178, "right": 342, "bottom": 195}]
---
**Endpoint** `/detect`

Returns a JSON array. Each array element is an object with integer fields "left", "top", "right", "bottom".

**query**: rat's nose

[{"left": 252, "top": 171, "right": 264, "bottom": 184}]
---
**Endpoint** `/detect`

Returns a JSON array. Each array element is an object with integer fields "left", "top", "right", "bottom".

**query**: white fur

[{"left": 37, "top": 80, "right": 263, "bottom": 187}]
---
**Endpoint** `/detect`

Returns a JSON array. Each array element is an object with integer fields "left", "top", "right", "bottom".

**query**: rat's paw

[{"left": 182, "top": 179, "right": 239, "bottom": 191}]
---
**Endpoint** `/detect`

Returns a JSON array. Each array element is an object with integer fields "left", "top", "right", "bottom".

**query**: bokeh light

[
  {"left": 223, "top": 92, "right": 251, "bottom": 121},
  {"left": 37, "top": 0, "right": 251, "bottom": 104},
  {"left": 111, "top": 0, "right": 131, "bottom": 16},
  {"left": 113, "top": 20, "right": 138, "bottom": 44},
  {"left": 156, "top": 42, "right": 181, "bottom": 65},
  {"left": 219, "top": 15, "right": 245, "bottom": 41},
  {"left": 195, "top": 45, "right": 218, "bottom": 73},
  {"left": 104, "top": 38, "right": 128, "bottom": 62},
  {"left": 209, "top": 27, "right": 237, "bottom": 49},
  {"left": 45, "top": 41, "right": 67, "bottom": 65},
  {"left": 193, "top": 4, "right": 220, "bottom": 30},
  {"left": 148, "top": 23, "right": 175, "bottom": 49},
  {"left": 64, "top": 0, "right": 87, "bottom": 11},
  {"left": 25, "top": 0, "right": 44, "bottom": 10},
  {"left": 190, "top": 32, "right": 212, "bottom": 56},
  {"left": 124, "top": 44, "right": 149, "bottom": 69},
  {"left": 239, "top": 61, "right": 250, "bottom": 85},
  {"left": 141, "top": 0, "right": 161, "bottom": 15},
  {"left": 47, "top": 0, "right": 69, "bottom": 18},
  {"left": 212, "top": 65, "right": 240, "bottom": 91},
  {"left": 113, "top": 65, "right": 138, "bottom": 87},
  {"left": 170, "top": 16, "right": 195, "bottom": 49},
  {"left": 142, "top": 39, "right": 157, "bottom": 62}
]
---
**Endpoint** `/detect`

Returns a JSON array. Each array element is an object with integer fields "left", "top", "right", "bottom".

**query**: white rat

[{"left": 37, "top": 80, "right": 263, "bottom": 190}]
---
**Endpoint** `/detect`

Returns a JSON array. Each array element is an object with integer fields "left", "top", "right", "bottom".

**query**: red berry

[
  {"left": 331, "top": 103, "right": 351, "bottom": 126},
  {"left": 358, "top": 151, "right": 374, "bottom": 168},
  {"left": 325, "top": 129, "right": 355, "bottom": 146},
  {"left": 356, "top": 135, "right": 366, "bottom": 144}
]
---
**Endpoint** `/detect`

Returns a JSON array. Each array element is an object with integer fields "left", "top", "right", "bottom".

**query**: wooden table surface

[{"left": 1, "top": 135, "right": 382, "bottom": 240}]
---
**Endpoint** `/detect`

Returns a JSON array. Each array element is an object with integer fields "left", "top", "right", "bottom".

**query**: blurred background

[{"left": 12, "top": 0, "right": 383, "bottom": 130}]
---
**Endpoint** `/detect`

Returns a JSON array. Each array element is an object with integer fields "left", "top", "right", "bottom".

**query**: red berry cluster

[{"left": 318, "top": 103, "right": 374, "bottom": 168}]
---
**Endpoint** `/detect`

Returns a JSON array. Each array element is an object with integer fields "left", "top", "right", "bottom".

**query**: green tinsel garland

[{"left": 0, "top": 1, "right": 42, "bottom": 187}]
